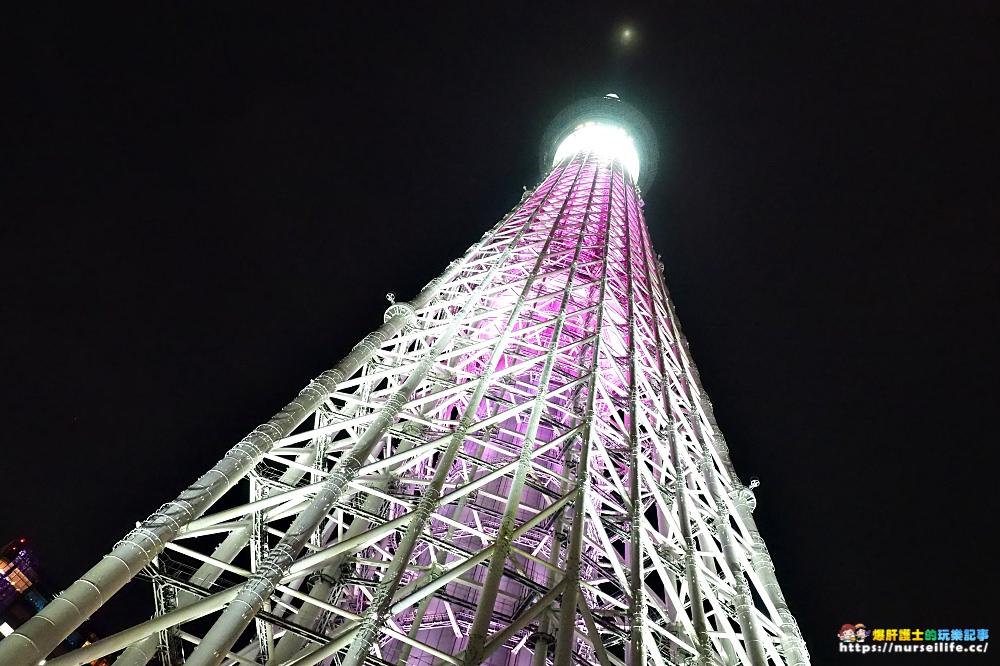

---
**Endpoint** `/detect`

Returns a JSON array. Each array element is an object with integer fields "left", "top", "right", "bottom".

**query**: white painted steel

[{"left": 0, "top": 113, "right": 809, "bottom": 666}]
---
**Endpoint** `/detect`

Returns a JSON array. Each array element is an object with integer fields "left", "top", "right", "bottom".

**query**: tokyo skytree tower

[{"left": 0, "top": 95, "right": 809, "bottom": 666}]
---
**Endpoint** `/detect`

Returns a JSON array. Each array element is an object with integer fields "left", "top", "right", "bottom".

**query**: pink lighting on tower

[{"left": 0, "top": 95, "right": 808, "bottom": 666}]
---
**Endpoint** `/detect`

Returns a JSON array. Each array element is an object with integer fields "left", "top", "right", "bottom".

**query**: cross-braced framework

[{"left": 0, "top": 98, "right": 809, "bottom": 666}]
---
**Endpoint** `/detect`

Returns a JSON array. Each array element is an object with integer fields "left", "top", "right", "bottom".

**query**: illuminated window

[{"left": 6, "top": 567, "right": 32, "bottom": 593}]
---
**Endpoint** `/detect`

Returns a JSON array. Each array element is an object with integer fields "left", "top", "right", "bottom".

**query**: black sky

[{"left": 3, "top": 2, "right": 999, "bottom": 663}]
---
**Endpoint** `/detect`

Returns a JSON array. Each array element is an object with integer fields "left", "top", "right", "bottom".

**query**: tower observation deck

[{"left": 0, "top": 95, "right": 809, "bottom": 666}]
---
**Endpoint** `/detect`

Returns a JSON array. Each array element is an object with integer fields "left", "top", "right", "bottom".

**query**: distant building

[{"left": 0, "top": 539, "right": 111, "bottom": 665}]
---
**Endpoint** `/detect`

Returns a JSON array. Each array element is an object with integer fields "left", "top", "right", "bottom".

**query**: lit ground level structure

[{"left": 0, "top": 540, "right": 111, "bottom": 665}]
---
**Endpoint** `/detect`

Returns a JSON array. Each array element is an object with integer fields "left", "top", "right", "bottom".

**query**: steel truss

[{"left": 0, "top": 140, "right": 809, "bottom": 666}]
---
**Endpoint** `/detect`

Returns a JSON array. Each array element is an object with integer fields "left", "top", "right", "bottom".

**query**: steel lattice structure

[{"left": 0, "top": 96, "right": 809, "bottom": 666}]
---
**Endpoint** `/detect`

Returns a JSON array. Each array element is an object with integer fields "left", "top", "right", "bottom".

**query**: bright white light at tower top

[{"left": 552, "top": 123, "right": 641, "bottom": 181}]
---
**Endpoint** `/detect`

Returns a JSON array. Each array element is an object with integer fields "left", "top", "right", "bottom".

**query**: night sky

[{"left": 4, "top": 3, "right": 998, "bottom": 663}]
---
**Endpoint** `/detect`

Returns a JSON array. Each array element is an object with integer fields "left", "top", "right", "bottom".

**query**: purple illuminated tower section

[{"left": 0, "top": 96, "right": 809, "bottom": 666}]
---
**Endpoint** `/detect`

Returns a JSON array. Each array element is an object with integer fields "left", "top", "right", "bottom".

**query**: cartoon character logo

[
  {"left": 838, "top": 624, "right": 856, "bottom": 642},
  {"left": 854, "top": 624, "right": 869, "bottom": 642}
]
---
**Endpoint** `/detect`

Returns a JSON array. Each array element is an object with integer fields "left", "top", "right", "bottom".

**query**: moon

[{"left": 618, "top": 25, "right": 636, "bottom": 47}]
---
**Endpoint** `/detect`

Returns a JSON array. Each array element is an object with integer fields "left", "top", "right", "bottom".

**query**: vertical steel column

[
  {"left": 464, "top": 151, "right": 596, "bottom": 666},
  {"left": 535, "top": 152, "right": 605, "bottom": 666},
  {"left": 530, "top": 442, "right": 570, "bottom": 666},
  {"left": 729, "top": 484, "right": 809, "bottom": 666},
  {"left": 553, "top": 156, "right": 615, "bottom": 666},
  {"left": 687, "top": 410, "right": 768, "bottom": 666},
  {"left": 618, "top": 160, "right": 646, "bottom": 666},
  {"left": 113, "top": 527, "right": 251, "bottom": 666},
  {"left": 672, "top": 294, "right": 809, "bottom": 666},
  {"left": 631, "top": 189, "right": 712, "bottom": 665},
  {"left": 653, "top": 258, "right": 776, "bottom": 665}
]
